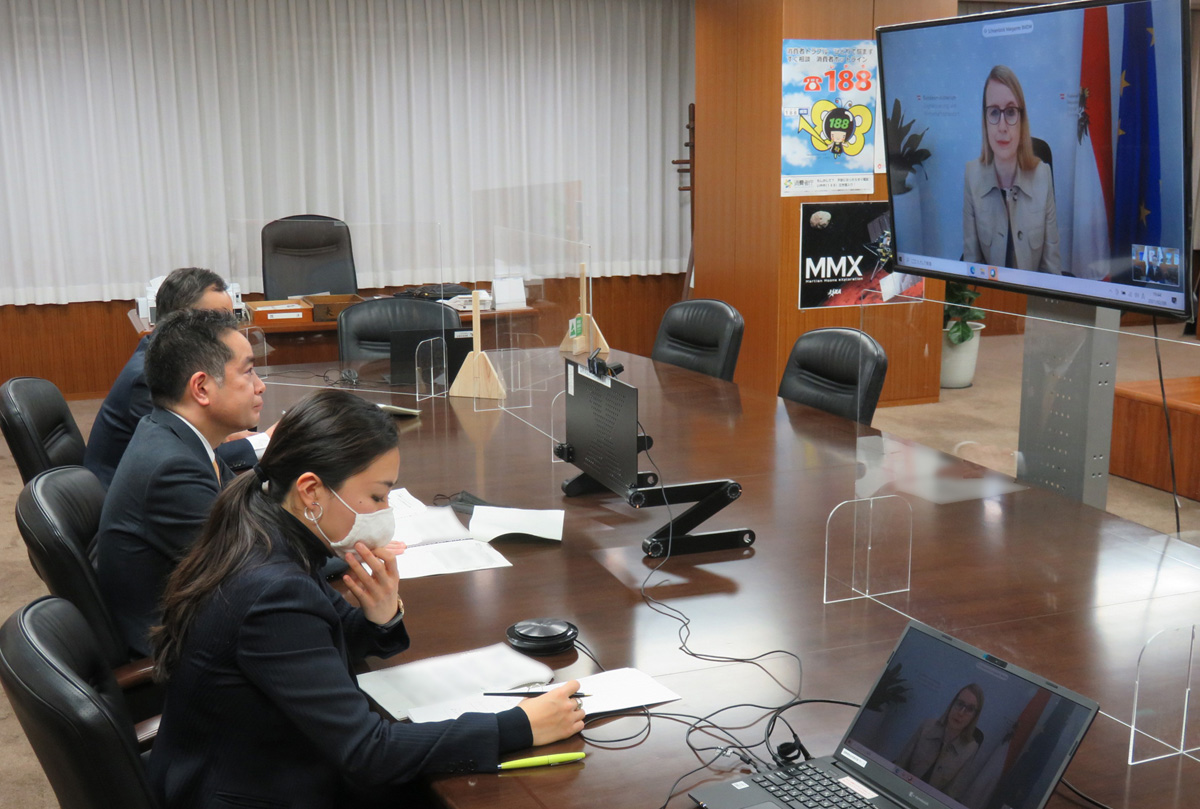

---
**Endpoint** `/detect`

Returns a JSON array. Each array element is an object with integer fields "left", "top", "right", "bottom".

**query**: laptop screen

[{"left": 835, "top": 622, "right": 1098, "bottom": 809}]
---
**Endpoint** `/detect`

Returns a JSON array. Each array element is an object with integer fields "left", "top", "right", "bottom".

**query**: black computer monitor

[{"left": 877, "top": 0, "right": 1192, "bottom": 318}]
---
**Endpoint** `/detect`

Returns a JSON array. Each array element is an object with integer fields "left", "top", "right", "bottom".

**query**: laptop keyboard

[{"left": 751, "top": 763, "right": 874, "bottom": 809}]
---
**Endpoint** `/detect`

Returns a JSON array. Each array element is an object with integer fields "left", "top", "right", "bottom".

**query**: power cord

[
  {"left": 1058, "top": 777, "right": 1115, "bottom": 809},
  {"left": 634, "top": 421, "right": 807, "bottom": 806},
  {"left": 1150, "top": 318, "right": 1183, "bottom": 537}
]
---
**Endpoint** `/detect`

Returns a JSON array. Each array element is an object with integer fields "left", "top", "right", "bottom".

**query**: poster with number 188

[{"left": 782, "top": 40, "right": 885, "bottom": 197}]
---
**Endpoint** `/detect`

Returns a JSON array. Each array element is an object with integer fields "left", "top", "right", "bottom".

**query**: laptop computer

[
  {"left": 689, "top": 621, "right": 1098, "bottom": 809},
  {"left": 387, "top": 327, "right": 473, "bottom": 387}
]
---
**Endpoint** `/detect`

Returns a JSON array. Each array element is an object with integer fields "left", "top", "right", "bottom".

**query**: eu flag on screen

[{"left": 1113, "top": 2, "right": 1161, "bottom": 263}]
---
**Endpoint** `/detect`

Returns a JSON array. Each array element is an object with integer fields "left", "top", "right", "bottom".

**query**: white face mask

[{"left": 311, "top": 487, "right": 396, "bottom": 557}]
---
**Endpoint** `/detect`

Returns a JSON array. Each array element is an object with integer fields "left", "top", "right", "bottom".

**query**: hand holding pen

[{"left": 515, "top": 680, "right": 586, "bottom": 746}]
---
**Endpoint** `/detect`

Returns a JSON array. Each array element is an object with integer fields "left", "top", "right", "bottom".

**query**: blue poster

[{"left": 782, "top": 40, "right": 884, "bottom": 197}]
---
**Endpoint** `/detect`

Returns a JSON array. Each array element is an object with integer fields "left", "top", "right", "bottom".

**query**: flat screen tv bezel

[{"left": 876, "top": 0, "right": 1193, "bottom": 320}]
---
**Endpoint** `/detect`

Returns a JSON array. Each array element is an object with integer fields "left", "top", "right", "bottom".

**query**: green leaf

[{"left": 947, "top": 320, "right": 974, "bottom": 345}]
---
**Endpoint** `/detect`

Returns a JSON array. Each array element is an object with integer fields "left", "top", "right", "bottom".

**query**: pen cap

[{"left": 506, "top": 618, "right": 578, "bottom": 655}]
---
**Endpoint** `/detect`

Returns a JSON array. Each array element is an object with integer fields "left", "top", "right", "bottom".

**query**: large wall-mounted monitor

[{"left": 877, "top": 0, "right": 1192, "bottom": 318}]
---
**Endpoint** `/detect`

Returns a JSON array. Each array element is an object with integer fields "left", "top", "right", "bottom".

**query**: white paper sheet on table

[
  {"left": 357, "top": 643, "right": 553, "bottom": 720},
  {"left": 386, "top": 490, "right": 510, "bottom": 578},
  {"left": 407, "top": 667, "right": 681, "bottom": 723},
  {"left": 468, "top": 505, "right": 564, "bottom": 542}
]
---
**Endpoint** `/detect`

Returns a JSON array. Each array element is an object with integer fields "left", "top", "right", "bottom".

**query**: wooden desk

[
  {"left": 261, "top": 354, "right": 1200, "bottom": 809},
  {"left": 1110, "top": 376, "right": 1200, "bottom": 501},
  {"left": 253, "top": 305, "right": 544, "bottom": 365}
]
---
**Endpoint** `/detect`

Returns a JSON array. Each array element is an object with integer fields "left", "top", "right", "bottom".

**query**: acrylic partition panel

[
  {"left": 838, "top": 287, "right": 1200, "bottom": 762},
  {"left": 467, "top": 226, "right": 593, "bottom": 421},
  {"left": 1129, "top": 624, "right": 1200, "bottom": 765}
]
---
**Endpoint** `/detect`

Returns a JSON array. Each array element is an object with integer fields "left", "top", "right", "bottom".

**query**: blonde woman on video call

[{"left": 962, "top": 65, "right": 1061, "bottom": 274}]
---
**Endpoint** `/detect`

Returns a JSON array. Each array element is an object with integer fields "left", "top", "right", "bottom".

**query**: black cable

[
  {"left": 762, "top": 699, "right": 861, "bottom": 766},
  {"left": 573, "top": 638, "right": 606, "bottom": 671},
  {"left": 1150, "top": 318, "right": 1183, "bottom": 537},
  {"left": 656, "top": 751, "right": 727, "bottom": 809},
  {"left": 635, "top": 422, "right": 804, "bottom": 692},
  {"left": 1059, "top": 777, "right": 1115, "bottom": 809}
]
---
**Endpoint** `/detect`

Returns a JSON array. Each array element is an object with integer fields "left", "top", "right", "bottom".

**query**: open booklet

[
  {"left": 356, "top": 643, "right": 680, "bottom": 723},
  {"left": 389, "top": 489, "right": 564, "bottom": 579}
]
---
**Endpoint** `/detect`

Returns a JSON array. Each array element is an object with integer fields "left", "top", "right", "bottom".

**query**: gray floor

[{"left": 2, "top": 326, "right": 1198, "bottom": 806}]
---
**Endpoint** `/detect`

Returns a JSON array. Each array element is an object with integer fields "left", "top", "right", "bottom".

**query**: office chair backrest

[
  {"left": 651, "top": 299, "right": 745, "bottom": 382},
  {"left": 338, "top": 297, "right": 463, "bottom": 363},
  {"left": 15, "top": 466, "right": 131, "bottom": 669},
  {"left": 0, "top": 376, "right": 87, "bottom": 484},
  {"left": 778, "top": 328, "right": 888, "bottom": 425},
  {"left": 261, "top": 214, "right": 357, "bottom": 301},
  {"left": 0, "top": 597, "right": 156, "bottom": 809}
]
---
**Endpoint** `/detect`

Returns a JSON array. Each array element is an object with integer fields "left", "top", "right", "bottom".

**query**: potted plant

[
  {"left": 941, "top": 281, "right": 986, "bottom": 388},
  {"left": 885, "top": 99, "right": 931, "bottom": 195}
]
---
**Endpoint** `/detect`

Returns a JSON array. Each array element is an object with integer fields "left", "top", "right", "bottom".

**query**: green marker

[{"left": 498, "top": 752, "right": 586, "bottom": 770}]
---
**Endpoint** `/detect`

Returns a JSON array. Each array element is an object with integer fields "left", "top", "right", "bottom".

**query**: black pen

[{"left": 482, "top": 691, "right": 591, "bottom": 698}]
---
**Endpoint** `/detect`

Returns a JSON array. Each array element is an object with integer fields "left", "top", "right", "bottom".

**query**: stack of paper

[
  {"left": 387, "top": 489, "right": 565, "bottom": 579},
  {"left": 357, "top": 643, "right": 552, "bottom": 720},
  {"left": 407, "top": 667, "right": 681, "bottom": 724}
]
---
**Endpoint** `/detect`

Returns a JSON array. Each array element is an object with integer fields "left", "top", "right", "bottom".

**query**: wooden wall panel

[
  {"left": 696, "top": 0, "right": 955, "bottom": 401},
  {"left": 0, "top": 275, "right": 684, "bottom": 399},
  {"left": 0, "top": 301, "right": 141, "bottom": 399}
]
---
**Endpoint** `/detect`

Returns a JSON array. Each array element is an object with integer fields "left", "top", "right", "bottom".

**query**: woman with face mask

[{"left": 148, "top": 389, "right": 583, "bottom": 809}]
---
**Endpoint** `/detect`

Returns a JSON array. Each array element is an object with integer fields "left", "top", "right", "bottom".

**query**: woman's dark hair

[{"left": 151, "top": 389, "right": 398, "bottom": 678}]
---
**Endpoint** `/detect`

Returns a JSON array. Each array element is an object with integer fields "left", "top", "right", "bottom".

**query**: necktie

[{"left": 212, "top": 458, "right": 221, "bottom": 483}]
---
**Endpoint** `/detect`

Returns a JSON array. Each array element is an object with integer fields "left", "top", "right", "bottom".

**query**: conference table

[{"left": 259, "top": 351, "right": 1200, "bottom": 809}]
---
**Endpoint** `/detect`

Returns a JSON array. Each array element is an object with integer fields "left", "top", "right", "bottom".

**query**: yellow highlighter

[{"left": 497, "top": 752, "right": 586, "bottom": 770}]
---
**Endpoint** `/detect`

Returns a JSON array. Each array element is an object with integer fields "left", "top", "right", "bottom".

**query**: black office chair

[
  {"left": 15, "top": 466, "right": 157, "bottom": 692},
  {"left": 338, "top": 297, "right": 462, "bottom": 363},
  {"left": 261, "top": 214, "right": 357, "bottom": 301},
  {"left": 778, "top": 328, "right": 888, "bottom": 426},
  {"left": 0, "top": 597, "right": 158, "bottom": 809},
  {"left": 651, "top": 299, "right": 745, "bottom": 382},
  {"left": 0, "top": 376, "right": 87, "bottom": 484}
]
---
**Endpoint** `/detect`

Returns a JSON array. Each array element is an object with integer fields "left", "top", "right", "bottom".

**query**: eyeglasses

[
  {"left": 951, "top": 698, "right": 978, "bottom": 715},
  {"left": 985, "top": 105, "right": 1022, "bottom": 126}
]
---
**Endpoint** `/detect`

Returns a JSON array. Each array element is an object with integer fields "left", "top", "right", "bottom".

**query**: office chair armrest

[
  {"left": 112, "top": 657, "right": 155, "bottom": 689},
  {"left": 133, "top": 714, "right": 160, "bottom": 751}
]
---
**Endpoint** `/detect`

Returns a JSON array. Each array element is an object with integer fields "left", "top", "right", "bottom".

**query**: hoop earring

[{"left": 303, "top": 501, "right": 324, "bottom": 523}]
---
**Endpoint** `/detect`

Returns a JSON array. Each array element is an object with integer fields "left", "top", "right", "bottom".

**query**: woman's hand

[
  {"left": 343, "top": 541, "right": 403, "bottom": 625},
  {"left": 519, "top": 680, "right": 586, "bottom": 746}
]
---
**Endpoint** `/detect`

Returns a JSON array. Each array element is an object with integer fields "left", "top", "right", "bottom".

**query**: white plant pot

[{"left": 940, "top": 322, "right": 986, "bottom": 389}]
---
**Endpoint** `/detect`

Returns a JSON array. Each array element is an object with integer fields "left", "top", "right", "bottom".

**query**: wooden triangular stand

[
  {"left": 559, "top": 263, "right": 610, "bottom": 357},
  {"left": 449, "top": 291, "right": 506, "bottom": 400}
]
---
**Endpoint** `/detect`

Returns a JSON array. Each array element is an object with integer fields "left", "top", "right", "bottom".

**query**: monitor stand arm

[
  {"left": 556, "top": 435, "right": 658, "bottom": 497},
  {"left": 556, "top": 434, "right": 755, "bottom": 558},
  {"left": 631, "top": 480, "right": 756, "bottom": 558}
]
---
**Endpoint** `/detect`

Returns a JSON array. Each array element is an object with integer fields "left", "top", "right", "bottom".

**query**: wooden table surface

[{"left": 261, "top": 352, "right": 1200, "bottom": 809}]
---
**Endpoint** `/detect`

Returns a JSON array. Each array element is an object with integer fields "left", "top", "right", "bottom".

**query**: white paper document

[
  {"left": 357, "top": 643, "right": 552, "bottom": 720},
  {"left": 407, "top": 667, "right": 681, "bottom": 724},
  {"left": 386, "top": 489, "right": 511, "bottom": 578},
  {"left": 468, "top": 505, "right": 564, "bottom": 542},
  {"left": 394, "top": 539, "right": 511, "bottom": 579}
]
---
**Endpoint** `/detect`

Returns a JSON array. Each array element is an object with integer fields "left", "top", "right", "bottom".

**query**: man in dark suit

[
  {"left": 84, "top": 267, "right": 266, "bottom": 488},
  {"left": 95, "top": 308, "right": 265, "bottom": 656}
]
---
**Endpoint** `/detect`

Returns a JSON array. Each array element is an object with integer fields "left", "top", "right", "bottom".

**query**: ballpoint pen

[
  {"left": 498, "top": 752, "right": 586, "bottom": 770},
  {"left": 482, "top": 691, "right": 591, "bottom": 698}
]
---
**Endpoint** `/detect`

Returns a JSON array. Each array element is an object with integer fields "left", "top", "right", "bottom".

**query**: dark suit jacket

[
  {"left": 84, "top": 335, "right": 257, "bottom": 489},
  {"left": 95, "top": 408, "right": 233, "bottom": 656},
  {"left": 148, "top": 514, "right": 531, "bottom": 809}
]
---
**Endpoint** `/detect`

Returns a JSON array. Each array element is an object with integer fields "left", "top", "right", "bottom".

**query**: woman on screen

[
  {"left": 963, "top": 65, "right": 1061, "bottom": 274},
  {"left": 148, "top": 389, "right": 584, "bottom": 809},
  {"left": 895, "top": 683, "right": 985, "bottom": 798}
]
